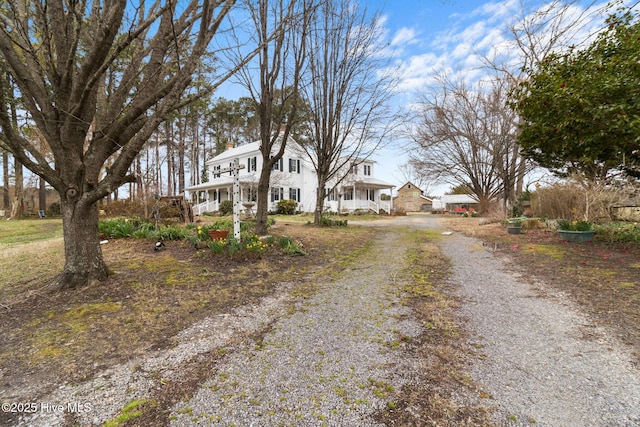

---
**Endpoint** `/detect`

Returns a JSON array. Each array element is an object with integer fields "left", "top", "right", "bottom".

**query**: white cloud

[
  {"left": 391, "top": 27, "right": 419, "bottom": 47},
  {"left": 389, "top": 0, "right": 617, "bottom": 100}
]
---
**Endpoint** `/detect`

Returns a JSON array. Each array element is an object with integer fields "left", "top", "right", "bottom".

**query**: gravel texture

[
  {"left": 439, "top": 227, "right": 640, "bottom": 427},
  {"left": 169, "top": 230, "right": 421, "bottom": 426},
  {"left": 12, "top": 284, "right": 300, "bottom": 426}
]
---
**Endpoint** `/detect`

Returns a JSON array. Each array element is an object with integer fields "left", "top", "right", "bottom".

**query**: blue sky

[
  {"left": 215, "top": 0, "right": 633, "bottom": 195},
  {"left": 360, "top": 0, "right": 627, "bottom": 194}
]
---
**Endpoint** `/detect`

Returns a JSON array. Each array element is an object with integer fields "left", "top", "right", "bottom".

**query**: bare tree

[
  {"left": 481, "top": 0, "right": 604, "bottom": 199},
  {"left": 301, "top": 0, "right": 398, "bottom": 224},
  {"left": 410, "top": 75, "right": 528, "bottom": 213},
  {"left": 227, "top": 0, "right": 312, "bottom": 235},
  {"left": 0, "top": 0, "right": 249, "bottom": 290}
]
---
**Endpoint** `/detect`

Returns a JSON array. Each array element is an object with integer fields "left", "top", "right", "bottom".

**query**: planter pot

[
  {"left": 208, "top": 229, "right": 230, "bottom": 240},
  {"left": 558, "top": 230, "right": 595, "bottom": 242},
  {"left": 507, "top": 226, "right": 522, "bottom": 235}
]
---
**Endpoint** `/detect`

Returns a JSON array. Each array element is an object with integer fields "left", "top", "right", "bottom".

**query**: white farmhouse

[{"left": 186, "top": 134, "right": 394, "bottom": 215}]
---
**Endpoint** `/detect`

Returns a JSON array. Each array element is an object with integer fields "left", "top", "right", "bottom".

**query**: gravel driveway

[
  {"left": 170, "top": 228, "right": 421, "bottom": 426},
  {"left": 13, "top": 215, "right": 640, "bottom": 426},
  {"left": 438, "top": 225, "right": 640, "bottom": 426}
]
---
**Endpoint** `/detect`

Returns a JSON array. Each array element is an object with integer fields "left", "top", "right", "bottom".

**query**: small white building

[
  {"left": 432, "top": 194, "right": 479, "bottom": 212},
  {"left": 186, "top": 135, "right": 394, "bottom": 215}
]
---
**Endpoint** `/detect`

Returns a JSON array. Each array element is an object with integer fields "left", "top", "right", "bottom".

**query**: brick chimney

[{"left": 226, "top": 141, "right": 234, "bottom": 150}]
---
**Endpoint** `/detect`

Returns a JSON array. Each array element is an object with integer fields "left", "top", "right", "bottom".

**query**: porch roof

[
  {"left": 348, "top": 177, "right": 395, "bottom": 189},
  {"left": 186, "top": 176, "right": 254, "bottom": 192}
]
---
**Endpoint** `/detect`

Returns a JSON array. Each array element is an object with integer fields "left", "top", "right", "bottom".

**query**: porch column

[{"left": 353, "top": 183, "right": 356, "bottom": 211}]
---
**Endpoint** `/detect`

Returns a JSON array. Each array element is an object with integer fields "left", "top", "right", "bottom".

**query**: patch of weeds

[
  {"left": 522, "top": 244, "right": 565, "bottom": 259},
  {"left": 319, "top": 216, "right": 348, "bottom": 227},
  {"left": 177, "top": 407, "right": 193, "bottom": 415},
  {"left": 368, "top": 378, "right": 393, "bottom": 398},
  {"left": 374, "top": 230, "right": 496, "bottom": 426},
  {"left": 208, "top": 239, "right": 227, "bottom": 254},
  {"left": 278, "top": 236, "right": 306, "bottom": 256},
  {"left": 102, "top": 398, "right": 154, "bottom": 427},
  {"left": 618, "top": 282, "right": 636, "bottom": 288}
]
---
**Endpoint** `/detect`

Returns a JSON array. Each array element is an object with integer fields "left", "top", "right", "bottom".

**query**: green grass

[
  {"left": 102, "top": 399, "right": 153, "bottom": 427},
  {"left": 0, "top": 219, "right": 63, "bottom": 246}
]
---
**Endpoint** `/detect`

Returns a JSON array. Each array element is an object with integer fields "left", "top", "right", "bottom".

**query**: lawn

[{"left": 0, "top": 216, "right": 379, "bottom": 410}]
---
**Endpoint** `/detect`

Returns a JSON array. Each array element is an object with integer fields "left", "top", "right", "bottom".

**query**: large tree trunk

[
  {"left": 255, "top": 162, "right": 272, "bottom": 235},
  {"left": 49, "top": 197, "right": 109, "bottom": 290}
]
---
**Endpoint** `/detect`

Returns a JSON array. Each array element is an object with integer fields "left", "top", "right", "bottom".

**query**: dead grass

[
  {"left": 376, "top": 229, "right": 496, "bottom": 426},
  {"left": 0, "top": 220, "right": 376, "bottom": 407}
]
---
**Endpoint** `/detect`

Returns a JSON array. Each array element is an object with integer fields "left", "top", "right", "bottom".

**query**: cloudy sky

[
  {"left": 366, "top": 0, "right": 626, "bottom": 194},
  {"left": 214, "top": 0, "right": 634, "bottom": 195}
]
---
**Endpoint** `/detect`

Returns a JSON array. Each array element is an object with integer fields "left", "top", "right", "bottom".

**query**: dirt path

[{"left": 435, "top": 218, "right": 640, "bottom": 426}]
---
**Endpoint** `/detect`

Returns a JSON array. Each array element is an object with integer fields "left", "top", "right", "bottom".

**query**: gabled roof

[
  {"left": 207, "top": 134, "right": 306, "bottom": 165},
  {"left": 393, "top": 182, "right": 432, "bottom": 202},
  {"left": 208, "top": 141, "right": 261, "bottom": 164},
  {"left": 397, "top": 182, "right": 422, "bottom": 192}
]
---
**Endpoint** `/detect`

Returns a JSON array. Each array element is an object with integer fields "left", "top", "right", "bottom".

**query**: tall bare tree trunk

[
  {"left": 10, "top": 158, "right": 23, "bottom": 219},
  {"left": 2, "top": 150, "right": 8, "bottom": 210},
  {"left": 39, "top": 175, "right": 46, "bottom": 214}
]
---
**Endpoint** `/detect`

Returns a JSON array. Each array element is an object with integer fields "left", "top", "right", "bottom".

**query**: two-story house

[{"left": 187, "top": 134, "right": 394, "bottom": 215}]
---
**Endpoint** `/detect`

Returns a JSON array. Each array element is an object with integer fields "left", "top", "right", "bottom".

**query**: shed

[{"left": 392, "top": 182, "right": 433, "bottom": 212}]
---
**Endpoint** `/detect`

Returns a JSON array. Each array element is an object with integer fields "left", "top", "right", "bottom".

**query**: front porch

[{"left": 325, "top": 179, "right": 394, "bottom": 214}]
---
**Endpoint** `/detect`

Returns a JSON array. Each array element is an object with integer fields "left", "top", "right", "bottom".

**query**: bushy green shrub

[
  {"left": 276, "top": 199, "right": 298, "bottom": 215},
  {"left": 99, "top": 217, "right": 152, "bottom": 238},
  {"left": 219, "top": 200, "right": 233, "bottom": 216},
  {"left": 594, "top": 222, "right": 640, "bottom": 244},
  {"left": 152, "top": 225, "right": 190, "bottom": 241}
]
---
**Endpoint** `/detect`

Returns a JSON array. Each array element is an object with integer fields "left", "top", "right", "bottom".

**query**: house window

[
  {"left": 213, "top": 165, "right": 221, "bottom": 178},
  {"left": 289, "top": 158, "right": 301, "bottom": 173},
  {"left": 272, "top": 157, "right": 284, "bottom": 171},
  {"left": 326, "top": 188, "right": 338, "bottom": 201},
  {"left": 343, "top": 188, "right": 353, "bottom": 201},
  {"left": 367, "top": 189, "right": 375, "bottom": 201},
  {"left": 229, "top": 162, "right": 233, "bottom": 176},
  {"left": 350, "top": 163, "right": 358, "bottom": 174},
  {"left": 247, "top": 156, "right": 257, "bottom": 172},
  {"left": 413, "top": 191, "right": 420, "bottom": 198},
  {"left": 289, "top": 188, "right": 301, "bottom": 202},
  {"left": 271, "top": 187, "right": 284, "bottom": 202},
  {"left": 364, "top": 165, "right": 371, "bottom": 176}
]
